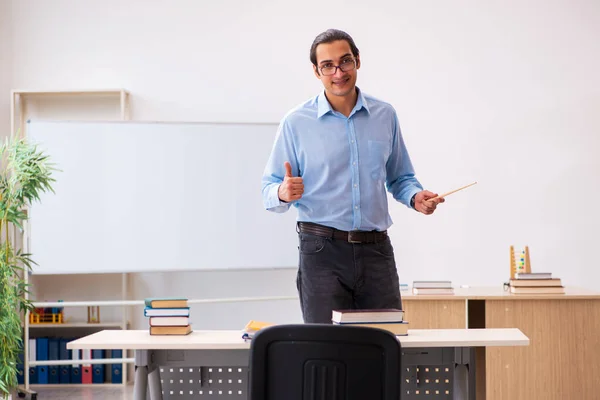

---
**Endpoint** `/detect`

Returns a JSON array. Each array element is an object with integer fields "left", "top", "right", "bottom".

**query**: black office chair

[{"left": 248, "top": 324, "right": 401, "bottom": 400}]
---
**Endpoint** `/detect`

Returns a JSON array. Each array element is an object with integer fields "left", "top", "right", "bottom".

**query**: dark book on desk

[
  {"left": 149, "top": 325, "right": 193, "bottom": 335},
  {"left": 332, "top": 309, "right": 404, "bottom": 324},
  {"left": 514, "top": 272, "right": 552, "bottom": 280},
  {"left": 510, "top": 278, "right": 562, "bottom": 287},
  {"left": 412, "top": 287, "right": 455, "bottom": 295},
  {"left": 413, "top": 281, "right": 452, "bottom": 289},
  {"left": 412, "top": 280, "right": 454, "bottom": 295},
  {"left": 144, "top": 297, "right": 188, "bottom": 308}
]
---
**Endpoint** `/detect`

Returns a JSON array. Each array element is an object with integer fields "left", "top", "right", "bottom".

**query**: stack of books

[
  {"left": 509, "top": 272, "right": 565, "bottom": 294},
  {"left": 241, "top": 320, "right": 273, "bottom": 341},
  {"left": 412, "top": 281, "right": 454, "bottom": 295},
  {"left": 331, "top": 308, "right": 408, "bottom": 336},
  {"left": 144, "top": 297, "right": 192, "bottom": 335}
]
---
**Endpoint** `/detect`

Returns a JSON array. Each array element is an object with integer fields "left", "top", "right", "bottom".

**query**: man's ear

[{"left": 356, "top": 56, "right": 361, "bottom": 70}]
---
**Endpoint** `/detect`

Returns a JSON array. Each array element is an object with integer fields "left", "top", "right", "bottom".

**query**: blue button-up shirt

[{"left": 261, "top": 88, "right": 423, "bottom": 232}]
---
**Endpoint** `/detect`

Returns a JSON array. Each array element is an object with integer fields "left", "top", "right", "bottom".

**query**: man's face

[{"left": 313, "top": 40, "right": 360, "bottom": 98}]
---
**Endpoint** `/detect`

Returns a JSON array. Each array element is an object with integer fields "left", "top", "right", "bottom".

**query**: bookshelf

[
  {"left": 10, "top": 88, "right": 130, "bottom": 136},
  {"left": 10, "top": 89, "right": 133, "bottom": 391},
  {"left": 25, "top": 296, "right": 133, "bottom": 390},
  {"left": 30, "top": 322, "right": 124, "bottom": 329}
]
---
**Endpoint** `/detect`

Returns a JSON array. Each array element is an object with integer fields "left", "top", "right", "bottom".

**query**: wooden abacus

[{"left": 510, "top": 245, "right": 531, "bottom": 279}]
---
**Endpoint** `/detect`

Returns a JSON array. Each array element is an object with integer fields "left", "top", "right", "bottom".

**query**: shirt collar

[
  {"left": 354, "top": 87, "right": 370, "bottom": 116},
  {"left": 317, "top": 87, "right": 370, "bottom": 118},
  {"left": 317, "top": 90, "right": 332, "bottom": 118}
]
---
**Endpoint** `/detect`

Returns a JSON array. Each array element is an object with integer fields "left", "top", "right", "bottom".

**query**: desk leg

[
  {"left": 134, "top": 350, "right": 150, "bottom": 400},
  {"left": 148, "top": 363, "right": 163, "bottom": 400},
  {"left": 454, "top": 347, "right": 476, "bottom": 400}
]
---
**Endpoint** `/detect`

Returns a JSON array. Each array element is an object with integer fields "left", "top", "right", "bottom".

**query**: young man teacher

[{"left": 262, "top": 29, "right": 444, "bottom": 323}]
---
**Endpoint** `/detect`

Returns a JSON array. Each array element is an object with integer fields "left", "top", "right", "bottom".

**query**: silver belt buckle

[{"left": 348, "top": 231, "right": 362, "bottom": 244}]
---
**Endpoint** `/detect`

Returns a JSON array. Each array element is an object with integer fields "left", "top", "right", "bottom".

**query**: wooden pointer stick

[{"left": 430, "top": 181, "right": 477, "bottom": 201}]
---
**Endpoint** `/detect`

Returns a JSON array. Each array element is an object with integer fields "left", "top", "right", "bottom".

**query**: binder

[
  {"left": 92, "top": 349, "right": 105, "bottom": 384},
  {"left": 28, "top": 338, "right": 37, "bottom": 384},
  {"left": 17, "top": 349, "right": 25, "bottom": 385},
  {"left": 111, "top": 349, "right": 123, "bottom": 384},
  {"left": 81, "top": 349, "right": 92, "bottom": 384},
  {"left": 48, "top": 338, "right": 60, "bottom": 384},
  {"left": 59, "top": 338, "right": 71, "bottom": 384},
  {"left": 70, "top": 346, "right": 82, "bottom": 384},
  {"left": 36, "top": 337, "right": 49, "bottom": 384}
]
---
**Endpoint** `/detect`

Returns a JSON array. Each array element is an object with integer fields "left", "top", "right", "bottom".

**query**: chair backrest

[{"left": 248, "top": 324, "right": 401, "bottom": 400}]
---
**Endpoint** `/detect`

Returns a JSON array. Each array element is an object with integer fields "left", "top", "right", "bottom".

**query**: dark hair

[{"left": 309, "top": 29, "right": 360, "bottom": 67}]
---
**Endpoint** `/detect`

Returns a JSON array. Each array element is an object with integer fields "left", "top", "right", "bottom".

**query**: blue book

[
  {"left": 144, "top": 297, "right": 188, "bottom": 308},
  {"left": 144, "top": 306, "right": 189, "bottom": 317}
]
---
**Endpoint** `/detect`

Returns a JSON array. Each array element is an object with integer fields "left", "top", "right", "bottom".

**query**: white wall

[
  {"left": 4, "top": 0, "right": 600, "bottom": 329},
  {"left": 0, "top": 0, "right": 11, "bottom": 135}
]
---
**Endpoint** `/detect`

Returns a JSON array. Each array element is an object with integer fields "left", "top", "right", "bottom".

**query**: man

[{"left": 261, "top": 29, "right": 444, "bottom": 323}]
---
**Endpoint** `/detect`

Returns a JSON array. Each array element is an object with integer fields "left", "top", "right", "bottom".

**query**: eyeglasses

[{"left": 319, "top": 58, "right": 356, "bottom": 76}]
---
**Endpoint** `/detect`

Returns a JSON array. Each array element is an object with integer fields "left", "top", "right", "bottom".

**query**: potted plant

[{"left": 0, "top": 134, "right": 56, "bottom": 399}]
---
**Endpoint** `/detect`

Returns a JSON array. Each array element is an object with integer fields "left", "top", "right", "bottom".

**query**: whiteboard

[
  {"left": 27, "top": 120, "right": 299, "bottom": 274},
  {"left": 24, "top": 117, "right": 600, "bottom": 286}
]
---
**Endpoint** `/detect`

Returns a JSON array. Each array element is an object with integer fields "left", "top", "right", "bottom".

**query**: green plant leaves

[{"left": 0, "top": 133, "right": 56, "bottom": 395}]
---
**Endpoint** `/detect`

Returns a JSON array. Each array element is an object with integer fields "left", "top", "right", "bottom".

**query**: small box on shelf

[{"left": 29, "top": 303, "right": 64, "bottom": 324}]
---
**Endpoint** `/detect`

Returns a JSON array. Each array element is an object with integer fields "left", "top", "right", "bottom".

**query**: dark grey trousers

[{"left": 296, "top": 231, "right": 403, "bottom": 324}]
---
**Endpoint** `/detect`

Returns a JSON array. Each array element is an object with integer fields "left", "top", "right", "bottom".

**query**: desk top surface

[
  {"left": 67, "top": 328, "right": 529, "bottom": 350},
  {"left": 401, "top": 286, "right": 600, "bottom": 300}
]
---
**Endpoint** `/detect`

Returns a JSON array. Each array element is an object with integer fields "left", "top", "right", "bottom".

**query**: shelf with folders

[{"left": 22, "top": 298, "right": 134, "bottom": 389}]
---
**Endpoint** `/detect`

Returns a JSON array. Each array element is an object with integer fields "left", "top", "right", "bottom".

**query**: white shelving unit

[
  {"left": 29, "top": 322, "right": 124, "bottom": 329},
  {"left": 10, "top": 88, "right": 130, "bottom": 136},
  {"left": 10, "top": 89, "right": 133, "bottom": 390},
  {"left": 26, "top": 297, "right": 134, "bottom": 389}
]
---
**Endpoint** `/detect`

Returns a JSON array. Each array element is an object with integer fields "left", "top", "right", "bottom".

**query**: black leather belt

[{"left": 298, "top": 222, "right": 387, "bottom": 244}]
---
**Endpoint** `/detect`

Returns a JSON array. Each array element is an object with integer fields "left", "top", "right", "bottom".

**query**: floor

[{"left": 21, "top": 385, "right": 135, "bottom": 400}]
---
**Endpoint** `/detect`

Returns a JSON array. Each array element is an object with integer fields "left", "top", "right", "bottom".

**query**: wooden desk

[
  {"left": 401, "top": 286, "right": 600, "bottom": 400},
  {"left": 68, "top": 328, "right": 528, "bottom": 400}
]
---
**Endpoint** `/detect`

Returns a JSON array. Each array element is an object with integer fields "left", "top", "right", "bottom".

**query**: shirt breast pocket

[{"left": 367, "top": 140, "right": 389, "bottom": 181}]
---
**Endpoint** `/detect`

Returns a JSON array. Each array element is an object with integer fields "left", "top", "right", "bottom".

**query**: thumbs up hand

[{"left": 278, "top": 161, "right": 304, "bottom": 202}]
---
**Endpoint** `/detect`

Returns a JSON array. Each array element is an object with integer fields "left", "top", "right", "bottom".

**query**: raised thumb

[{"left": 284, "top": 161, "right": 293, "bottom": 178}]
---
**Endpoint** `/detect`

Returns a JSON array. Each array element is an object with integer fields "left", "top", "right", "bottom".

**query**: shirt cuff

[
  {"left": 408, "top": 188, "right": 421, "bottom": 210},
  {"left": 265, "top": 184, "right": 287, "bottom": 209}
]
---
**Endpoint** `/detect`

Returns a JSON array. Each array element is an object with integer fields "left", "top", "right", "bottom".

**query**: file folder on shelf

[
  {"left": 48, "top": 338, "right": 60, "bottom": 384},
  {"left": 81, "top": 349, "right": 92, "bottom": 384},
  {"left": 17, "top": 350, "right": 25, "bottom": 385},
  {"left": 36, "top": 337, "right": 49, "bottom": 384},
  {"left": 92, "top": 349, "right": 105, "bottom": 384},
  {"left": 70, "top": 346, "right": 82, "bottom": 384},
  {"left": 28, "top": 338, "right": 37, "bottom": 384},
  {"left": 111, "top": 349, "right": 123, "bottom": 384},
  {"left": 59, "top": 338, "right": 71, "bottom": 384}
]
